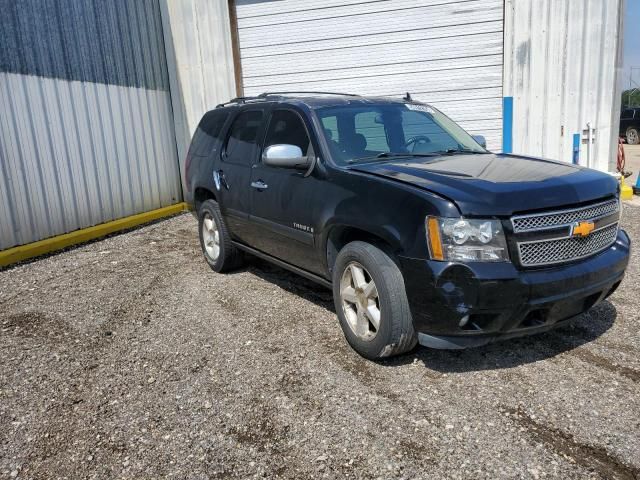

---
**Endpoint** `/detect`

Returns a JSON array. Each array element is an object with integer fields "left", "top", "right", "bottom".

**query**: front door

[
  {"left": 218, "top": 109, "right": 265, "bottom": 244},
  {"left": 249, "top": 109, "right": 323, "bottom": 274}
]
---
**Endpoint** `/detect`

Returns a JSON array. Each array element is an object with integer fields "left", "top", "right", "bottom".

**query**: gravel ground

[{"left": 1, "top": 205, "right": 639, "bottom": 480}]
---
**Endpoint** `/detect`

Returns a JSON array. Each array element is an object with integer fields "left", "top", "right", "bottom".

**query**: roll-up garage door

[{"left": 234, "top": 0, "right": 504, "bottom": 151}]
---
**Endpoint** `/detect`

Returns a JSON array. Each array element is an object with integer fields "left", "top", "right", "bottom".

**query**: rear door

[
  {"left": 248, "top": 108, "right": 323, "bottom": 274},
  {"left": 218, "top": 108, "right": 265, "bottom": 243}
]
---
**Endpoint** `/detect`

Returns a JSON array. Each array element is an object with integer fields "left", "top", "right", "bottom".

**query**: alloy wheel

[
  {"left": 202, "top": 213, "right": 220, "bottom": 261},
  {"left": 339, "top": 262, "right": 381, "bottom": 340}
]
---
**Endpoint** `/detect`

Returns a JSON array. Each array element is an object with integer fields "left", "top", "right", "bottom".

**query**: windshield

[{"left": 315, "top": 103, "right": 486, "bottom": 165}]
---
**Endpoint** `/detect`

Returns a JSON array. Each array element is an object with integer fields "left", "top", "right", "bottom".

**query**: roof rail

[
  {"left": 215, "top": 91, "right": 360, "bottom": 108},
  {"left": 258, "top": 91, "right": 360, "bottom": 98},
  {"left": 215, "top": 96, "right": 255, "bottom": 108}
]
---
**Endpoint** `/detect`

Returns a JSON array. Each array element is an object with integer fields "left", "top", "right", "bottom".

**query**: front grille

[
  {"left": 511, "top": 198, "right": 619, "bottom": 233},
  {"left": 517, "top": 223, "right": 618, "bottom": 267}
]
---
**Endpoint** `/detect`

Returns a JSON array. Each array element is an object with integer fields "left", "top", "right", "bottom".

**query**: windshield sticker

[{"left": 405, "top": 104, "right": 435, "bottom": 114}]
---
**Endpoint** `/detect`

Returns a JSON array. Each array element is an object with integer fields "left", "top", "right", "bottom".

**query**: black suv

[
  {"left": 620, "top": 107, "right": 640, "bottom": 145},
  {"left": 185, "top": 92, "right": 629, "bottom": 360}
]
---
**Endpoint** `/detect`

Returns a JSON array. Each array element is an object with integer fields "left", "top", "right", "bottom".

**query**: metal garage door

[{"left": 234, "top": 0, "right": 504, "bottom": 150}]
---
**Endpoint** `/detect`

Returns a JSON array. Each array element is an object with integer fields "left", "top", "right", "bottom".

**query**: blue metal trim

[
  {"left": 572, "top": 133, "right": 580, "bottom": 165},
  {"left": 502, "top": 97, "right": 513, "bottom": 153}
]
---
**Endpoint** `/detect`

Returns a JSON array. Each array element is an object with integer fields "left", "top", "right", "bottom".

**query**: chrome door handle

[
  {"left": 214, "top": 170, "right": 229, "bottom": 190},
  {"left": 251, "top": 180, "right": 268, "bottom": 190}
]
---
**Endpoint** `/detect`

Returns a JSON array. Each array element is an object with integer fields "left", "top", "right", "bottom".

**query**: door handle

[
  {"left": 214, "top": 170, "right": 229, "bottom": 190},
  {"left": 251, "top": 180, "right": 268, "bottom": 190}
]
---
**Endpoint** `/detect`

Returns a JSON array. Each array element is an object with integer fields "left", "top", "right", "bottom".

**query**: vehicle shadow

[
  {"left": 239, "top": 257, "right": 618, "bottom": 373},
  {"left": 241, "top": 257, "right": 336, "bottom": 309},
  {"left": 383, "top": 301, "right": 618, "bottom": 373}
]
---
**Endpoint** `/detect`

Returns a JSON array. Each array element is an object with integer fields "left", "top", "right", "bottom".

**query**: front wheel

[
  {"left": 332, "top": 241, "right": 417, "bottom": 360},
  {"left": 627, "top": 127, "right": 639, "bottom": 145}
]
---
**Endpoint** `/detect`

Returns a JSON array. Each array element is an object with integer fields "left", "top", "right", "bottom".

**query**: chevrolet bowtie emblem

[{"left": 572, "top": 221, "right": 595, "bottom": 237}]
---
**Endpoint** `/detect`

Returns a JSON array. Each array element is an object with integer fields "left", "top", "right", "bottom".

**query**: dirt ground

[{"left": 1, "top": 204, "right": 639, "bottom": 480}]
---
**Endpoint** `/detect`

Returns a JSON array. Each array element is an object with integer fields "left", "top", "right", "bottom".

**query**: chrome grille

[
  {"left": 511, "top": 199, "right": 619, "bottom": 233},
  {"left": 517, "top": 223, "right": 618, "bottom": 267}
]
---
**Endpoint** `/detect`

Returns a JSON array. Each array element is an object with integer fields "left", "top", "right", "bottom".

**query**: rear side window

[
  {"left": 264, "top": 110, "right": 311, "bottom": 154},
  {"left": 224, "top": 110, "right": 264, "bottom": 164},
  {"left": 190, "top": 111, "right": 229, "bottom": 156}
]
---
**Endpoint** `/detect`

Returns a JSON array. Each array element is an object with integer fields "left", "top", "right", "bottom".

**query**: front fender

[{"left": 315, "top": 169, "right": 459, "bottom": 274}]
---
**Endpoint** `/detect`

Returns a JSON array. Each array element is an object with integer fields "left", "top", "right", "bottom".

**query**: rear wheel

[
  {"left": 198, "top": 199, "right": 243, "bottom": 272},
  {"left": 627, "top": 127, "right": 639, "bottom": 145},
  {"left": 332, "top": 241, "right": 417, "bottom": 359}
]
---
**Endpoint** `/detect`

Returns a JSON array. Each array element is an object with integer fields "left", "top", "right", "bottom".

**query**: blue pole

[
  {"left": 502, "top": 97, "right": 513, "bottom": 154},
  {"left": 572, "top": 134, "right": 580, "bottom": 165}
]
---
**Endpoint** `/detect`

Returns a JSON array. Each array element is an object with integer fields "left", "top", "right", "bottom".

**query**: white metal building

[{"left": 0, "top": 0, "right": 626, "bottom": 253}]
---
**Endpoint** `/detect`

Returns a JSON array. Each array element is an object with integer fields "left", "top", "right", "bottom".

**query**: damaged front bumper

[{"left": 399, "top": 230, "right": 631, "bottom": 349}]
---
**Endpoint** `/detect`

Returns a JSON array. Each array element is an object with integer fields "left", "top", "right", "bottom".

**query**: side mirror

[
  {"left": 472, "top": 135, "right": 487, "bottom": 149},
  {"left": 262, "top": 144, "right": 311, "bottom": 169}
]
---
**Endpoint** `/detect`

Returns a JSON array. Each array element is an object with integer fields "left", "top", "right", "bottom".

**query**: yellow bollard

[{"left": 620, "top": 176, "right": 634, "bottom": 200}]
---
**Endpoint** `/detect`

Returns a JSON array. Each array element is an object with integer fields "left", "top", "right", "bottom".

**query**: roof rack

[
  {"left": 215, "top": 96, "right": 254, "bottom": 108},
  {"left": 215, "top": 91, "right": 360, "bottom": 108},
  {"left": 257, "top": 91, "right": 360, "bottom": 98}
]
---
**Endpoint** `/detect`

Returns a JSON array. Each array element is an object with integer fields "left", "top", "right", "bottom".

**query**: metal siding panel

[
  {"left": 0, "top": 0, "right": 169, "bottom": 90},
  {"left": 503, "top": 0, "right": 622, "bottom": 171},
  {"left": 236, "top": 0, "right": 504, "bottom": 151},
  {"left": 0, "top": 72, "right": 178, "bottom": 251}
]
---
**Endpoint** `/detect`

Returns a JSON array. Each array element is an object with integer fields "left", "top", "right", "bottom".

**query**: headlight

[{"left": 427, "top": 217, "right": 509, "bottom": 262}]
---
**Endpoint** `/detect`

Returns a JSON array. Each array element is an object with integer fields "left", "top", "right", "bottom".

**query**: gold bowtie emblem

[{"left": 572, "top": 221, "right": 595, "bottom": 237}]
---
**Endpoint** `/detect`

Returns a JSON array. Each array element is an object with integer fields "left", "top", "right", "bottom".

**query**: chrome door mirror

[
  {"left": 262, "top": 144, "right": 311, "bottom": 169},
  {"left": 472, "top": 135, "right": 487, "bottom": 149}
]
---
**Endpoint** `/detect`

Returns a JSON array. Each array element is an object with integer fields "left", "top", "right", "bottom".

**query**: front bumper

[{"left": 398, "top": 230, "right": 630, "bottom": 349}]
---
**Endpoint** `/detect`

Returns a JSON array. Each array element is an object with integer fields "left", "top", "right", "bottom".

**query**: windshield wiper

[
  {"left": 432, "top": 148, "right": 485, "bottom": 155},
  {"left": 346, "top": 152, "right": 441, "bottom": 164}
]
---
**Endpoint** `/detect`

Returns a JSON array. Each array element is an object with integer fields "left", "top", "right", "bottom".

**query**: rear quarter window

[{"left": 190, "top": 111, "right": 230, "bottom": 156}]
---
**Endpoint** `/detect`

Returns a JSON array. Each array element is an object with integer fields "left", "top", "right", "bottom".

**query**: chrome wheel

[
  {"left": 628, "top": 128, "right": 639, "bottom": 145},
  {"left": 202, "top": 213, "right": 220, "bottom": 261},
  {"left": 340, "top": 262, "right": 381, "bottom": 340}
]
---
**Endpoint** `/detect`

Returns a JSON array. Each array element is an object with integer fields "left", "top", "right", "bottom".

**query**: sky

[{"left": 623, "top": 0, "right": 640, "bottom": 90}]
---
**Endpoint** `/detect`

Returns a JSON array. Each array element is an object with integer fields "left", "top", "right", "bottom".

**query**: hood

[{"left": 350, "top": 153, "right": 618, "bottom": 216}]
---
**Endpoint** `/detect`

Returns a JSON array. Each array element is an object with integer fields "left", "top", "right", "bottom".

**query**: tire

[
  {"left": 332, "top": 241, "right": 417, "bottom": 360},
  {"left": 627, "top": 127, "right": 640, "bottom": 145},
  {"left": 198, "top": 199, "right": 243, "bottom": 272}
]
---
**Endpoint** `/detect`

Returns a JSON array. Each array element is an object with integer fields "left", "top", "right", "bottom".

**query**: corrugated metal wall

[
  {"left": 503, "top": 0, "right": 624, "bottom": 171},
  {"left": 0, "top": 0, "right": 181, "bottom": 251},
  {"left": 159, "top": 0, "right": 237, "bottom": 192},
  {"left": 234, "top": 0, "right": 504, "bottom": 151}
]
